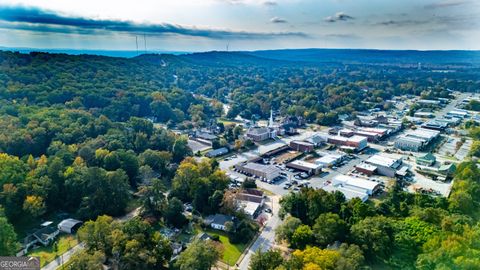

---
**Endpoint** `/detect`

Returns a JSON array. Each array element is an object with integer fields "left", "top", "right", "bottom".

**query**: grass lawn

[
  {"left": 203, "top": 229, "right": 247, "bottom": 266},
  {"left": 28, "top": 234, "right": 78, "bottom": 267}
]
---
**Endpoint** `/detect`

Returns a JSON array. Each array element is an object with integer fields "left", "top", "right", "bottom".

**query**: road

[
  {"left": 238, "top": 196, "right": 281, "bottom": 270},
  {"left": 41, "top": 207, "right": 140, "bottom": 270}
]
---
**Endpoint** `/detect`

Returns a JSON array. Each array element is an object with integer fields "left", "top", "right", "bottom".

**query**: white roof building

[
  {"left": 315, "top": 153, "right": 344, "bottom": 167},
  {"left": 332, "top": 174, "right": 380, "bottom": 195}
]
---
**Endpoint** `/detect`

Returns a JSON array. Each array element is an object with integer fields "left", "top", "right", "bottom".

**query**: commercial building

[
  {"left": 205, "top": 147, "right": 229, "bottom": 158},
  {"left": 235, "top": 162, "right": 281, "bottom": 181},
  {"left": 355, "top": 163, "right": 378, "bottom": 176},
  {"left": 315, "top": 152, "right": 345, "bottom": 168},
  {"left": 353, "top": 130, "right": 379, "bottom": 142},
  {"left": 286, "top": 160, "right": 322, "bottom": 175},
  {"left": 365, "top": 154, "right": 403, "bottom": 177},
  {"left": 417, "top": 99, "right": 442, "bottom": 106},
  {"left": 414, "top": 111, "right": 435, "bottom": 118},
  {"left": 289, "top": 140, "right": 315, "bottom": 153},
  {"left": 416, "top": 163, "right": 456, "bottom": 180},
  {"left": 322, "top": 184, "right": 369, "bottom": 202},
  {"left": 332, "top": 174, "right": 381, "bottom": 195},
  {"left": 446, "top": 109, "right": 468, "bottom": 118},
  {"left": 327, "top": 135, "right": 368, "bottom": 151},
  {"left": 339, "top": 129, "right": 354, "bottom": 137},
  {"left": 306, "top": 133, "right": 329, "bottom": 146},
  {"left": 322, "top": 174, "right": 381, "bottom": 201},
  {"left": 359, "top": 127, "right": 389, "bottom": 138},
  {"left": 416, "top": 153, "right": 436, "bottom": 166},
  {"left": 394, "top": 136, "right": 425, "bottom": 151},
  {"left": 422, "top": 120, "right": 449, "bottom": 131},
  {"left": 394, "top": 128, "right": 440, "bottom": 151}
]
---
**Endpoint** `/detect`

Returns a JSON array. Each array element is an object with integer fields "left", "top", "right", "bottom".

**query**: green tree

[
  {"left": 350, "top": 216, "right": 395, "bottom": 262},
  {"left": 313, "top": 213, "right": 347, "bottom": 247},
  {"left": 291, "top": 225, "right": 314, "bottom": 249},
  {"left": 275, "top": 216, "right": 302, "bottom": 243},
  {"left": 68, "top": 250, "right": 105, "bottom": 270},
  {"left": 249, "top": 249, "right": 284, "bottom": 270},
  {"left": 174, "top": 239, "right": 220, "bottom": 270},
  {"left": 0, "top": 209, "right": 19, "bottom": 256},
  {"left": 164, "top": 197, "right": 187, "bottom": 228}
]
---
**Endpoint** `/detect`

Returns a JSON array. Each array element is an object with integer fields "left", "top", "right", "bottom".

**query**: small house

[{"left": 204, "top": 214, "right": 234, "bottom": 231}]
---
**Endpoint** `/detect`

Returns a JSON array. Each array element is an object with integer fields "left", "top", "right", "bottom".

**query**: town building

[
  {"left": 355, "top": 163, "right": 378, "bottom": 176},
  {"left": 322, "top": 184, "right": 369, "bottom": 202},
  {"left": 394, "top": 128, "right": 440, "bottom": 151},
  {"left": 235, "top": 162, "right": 281, "bottom": 181},
  {"left": 327, "top": 135, "right": 368, "bottom": 151},
  {"left": 314, "top": 152, "right": 345, "bottom": 168},
  {"left": 205, "top": 147, "right": 229, "bottom": 158},
  {"left": 352, "top": 130, "right": 379, "bottom": 142},
  {"left": 306, "top": 133, "right": 329, "bottom": 146},
  {"left": 416, "top": 153, "right": 436, "bottom": 166},
  {"left": 332, "top": 174, "right": 381, "bottom": 195},
  {"left": 422, "top": 120, "right": 449, "bottom": 131},
  {"left": 322, "top": 174, "right": 381, "bottom": 201},
  {"left": 416, "top": 163, "right": 456, "bottom": 180},
  {"left": 339, "top": 129, "right": 354, "bottom": 137},
  {"left": 446, "top": 109, "right": 469, "bottom": 118},
  {"left": 414, "top": 111, "right": 435, "bottom": 118},
  {"left": 289, "top": 140, "right": 315, "bottom": 153},
  {"left": 286, "top": 160, "right": 322, "bottom": 175},
  {"left": 417, "top": 99, "right": 442, "bottom": 106},
  {"left": 365, "top": 154, "right": 403, "bottom": 177}
]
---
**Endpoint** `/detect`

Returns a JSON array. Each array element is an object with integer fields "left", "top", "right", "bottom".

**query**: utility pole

[
  {"left": 135, "top": 36, "right": 139, "bottom": 56},
  {"left": 144, "top": 34, "right": 147, "bottom": 54}
]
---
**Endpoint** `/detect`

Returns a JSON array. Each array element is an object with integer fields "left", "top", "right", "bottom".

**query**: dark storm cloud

[
  {"left": 0, "top": 5, "right": 308, "bottom": 39},
  {"left": 324, "top": 12, "right": 354, "bottom": 22}
]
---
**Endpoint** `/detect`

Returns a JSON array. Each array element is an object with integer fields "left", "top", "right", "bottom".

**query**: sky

[{"left": 0, "top": 0, "right": 479, "bottom": 51}]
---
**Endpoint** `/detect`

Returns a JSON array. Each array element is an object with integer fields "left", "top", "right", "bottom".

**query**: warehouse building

[
  {"left": 327, "top": 135, "right": 368, "bottom": 151},
  {"left": 235, "top": 162, "right": 281, "bottom": 181},
  {"left": 289, "top": 140, "right": 315, "bottom": 153},
  {"left": 332, "top": 174, "right": 381, "bottom": 195},
  {"left": 286, "top": 160, "right": 322, "bottom": 175},
  {"left": 353, "top": 130, "right": 379, "bottom": 142},
  {"left": 365, "top": 154, "right": 403, "bottom": 177},
  {"left": 355, "top": 163, "right": 378, "bottom": 176},
  {"left": 321, "top": 174, "right": 381, "bottom": 201},
  {"left": 315, "top": 152, "right": 345, "bottom": 168},
  {"left": 394, "top": 128, "right": 440, "bottom": 151},
  {"left": 205, "top": 147, "right": 229, "bottom": 158}
]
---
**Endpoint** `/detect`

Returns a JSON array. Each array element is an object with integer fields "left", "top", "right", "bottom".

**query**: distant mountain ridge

[
  {"left": 2, "top": 47, "right": 480, "bottom": 67},
  {"left": 245, "top": 48, "right": 480, "bottom": 66}
]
